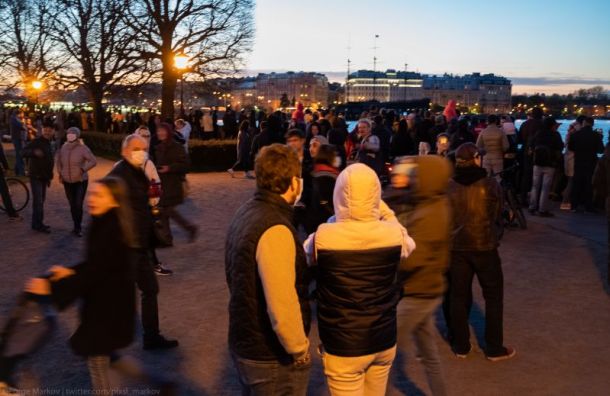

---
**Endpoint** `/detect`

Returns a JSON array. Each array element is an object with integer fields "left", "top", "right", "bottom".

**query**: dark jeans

[
  {"left": 134, "top": 248, "right": 160, "bottom": 339},
  {"left": 63, "top": 180, "right": 88, "bottom": 231},
  {"left": 30, "top": 177, "right": 48, "bottom": 229},
  {"left": 449, "top": 249, "right": 505, "bottom": 357},
  {"left": 12, "top": 139, "right": 25, "bottom": 176},
  {"left": 160, "top": 205, "right": 195, "bottom": 233},
  {"left": 571, "top": 169, "right": 595, "bottom": 211},
  {"left": 0, "top": 166, "right": 17, "bottom": 217},
  {"left": 231, "top": 352, "right": 310, "bottom": 396}
]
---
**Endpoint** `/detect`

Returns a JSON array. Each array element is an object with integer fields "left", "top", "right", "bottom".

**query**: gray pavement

[{"left": 1, "top": 150, "right": 610, "bottom": 395}]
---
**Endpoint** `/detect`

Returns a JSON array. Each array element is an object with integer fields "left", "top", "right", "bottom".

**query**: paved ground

[{"left": 1, "top": 146, "right": 610, "bottom": 395}]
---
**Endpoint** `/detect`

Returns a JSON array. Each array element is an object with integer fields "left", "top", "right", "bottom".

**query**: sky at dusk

[{"left": 247, "top": 0, "right": 610, "bottom": 95}]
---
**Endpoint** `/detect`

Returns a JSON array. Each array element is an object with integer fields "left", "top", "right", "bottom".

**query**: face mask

[
  {"left": 66, "top": 133, "right": 78, "bottom": 142},
  {"left": 129, "top": 150, "right": 148, "bottom": 167},
  {"left": 333, "top": 156, "right": 342, "bottom": 169},
  {"left": 293, "top": 177, "right": 303, "bottom": 206}
]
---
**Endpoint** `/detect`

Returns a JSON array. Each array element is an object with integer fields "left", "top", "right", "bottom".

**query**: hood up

[
  {"left": 410, "top": 155, "right": 452, "bottom": 200},
  {"left": 333, "top": 163, "right": 381, "bottom": 222}
]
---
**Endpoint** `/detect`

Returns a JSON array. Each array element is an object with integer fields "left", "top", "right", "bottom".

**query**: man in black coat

[
  {"left": 109, "top": 134, "right": 178, "bottom": 350},
  {"left": 568, "top": 116, "right": 604, "bottom": 212},
  {"left": 22, "top": 122, "right": 54, "bottom": 233}
]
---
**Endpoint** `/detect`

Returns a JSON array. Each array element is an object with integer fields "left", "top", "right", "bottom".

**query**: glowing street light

[
  {"left": 32, "top": 80, "right": 43, "bottom": 107},
  {"left": 174, "top": 53, "right": 190, "bottom": 116}
]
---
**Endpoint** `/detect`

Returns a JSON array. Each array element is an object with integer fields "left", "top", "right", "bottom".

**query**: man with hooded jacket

[{"left": 384, "top": 155, "right": 452, "bottom": 396}]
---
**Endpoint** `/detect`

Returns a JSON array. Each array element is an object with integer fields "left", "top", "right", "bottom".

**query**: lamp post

[
  {"left": 174, "top": 53, "right": 190, "bottom": 117},
  {"left": 32, "top": 80, "right": 43, "bottom": 109}
]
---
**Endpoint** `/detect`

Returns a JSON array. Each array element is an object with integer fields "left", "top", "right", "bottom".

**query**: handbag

[{"left": 151, "top": 206, "right": 173, "bottom": 248}]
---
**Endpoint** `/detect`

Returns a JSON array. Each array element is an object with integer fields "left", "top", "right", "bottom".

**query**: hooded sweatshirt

[
  {"left": 304, "top": 164, "right": 415, "bottom": 356},
  {"left": 385, "top": 156, "right": 452, "bottom": 298}
]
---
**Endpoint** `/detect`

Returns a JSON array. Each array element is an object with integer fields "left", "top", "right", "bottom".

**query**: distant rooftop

[{"left": 349, "top": 69, "right": 511, "bottom": 87}]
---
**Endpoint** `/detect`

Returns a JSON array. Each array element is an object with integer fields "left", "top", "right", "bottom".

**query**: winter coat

[
  {"left": 155, "top": 140, "right": 189, "bottom": 207},
  {"left": 51, "top": 209, "right": 136, "bottom": 356},
  {"left": 448, "top": 166, "right": 502, "bottom": 251},
  {"left": 530, "top": 128, "right": 564, "bottom": 168},
  {"left": 476, "top": 125, "right": 509, "bottom": 171},
  {"left": 385, "top": 156, "right": 452, "bottom": 298},
  {"left": 108, "top": 160, "right": 151, "bottom": 249},
  {"left": 518, "top": 118, "right": 543, "bottom": 151},
  {"left": 22, "top": 136, "right": 54, "bottom": 181},
  {"left": 568, "top": 126, "right": 604, "bottom": 173},
  {"left": 304, "top": 164, "right": 415, "bottom": 357},
  {"left": 307, "top": 164, "right": 339, "bottom": 233},
  {"left": 56, "top": 141, "right": 97, "bottom": 183}
]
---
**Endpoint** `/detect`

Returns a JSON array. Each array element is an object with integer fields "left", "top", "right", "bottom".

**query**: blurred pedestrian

[
  {"left": 304, "top": 163, "right": 415, "bottom": 395},
  {"left": 307, "top": 144, "right": 339, "bottom": 233},
  {"left": 225, "top": 144, "right": 312, "bottom": 395},
  {"left": 476, "top": 114, "right": 509, "bottom": 180},
  {"left": 518, "top": 108, "right": 544, "bottom": 204},
  {"left": 0, "top": 143, "right": 20, "bottom": 220},
  {"left": 24, "top": 177, "right": 174, "bottom": 395},
  {"left": 447, "top": 143, "right": 516, "bottom": 362},
  {"left": 56, "top": 127, "right": 97, "bottom": 236},
  {"left": 9, "top": 111, "right": 26, "bottom": 176},
  {"left": 385, "top": 155, "right": 452, "bottom": 396},
  {"left": 228, "top": 120, "right": 255, "bottom": 179},
  {"left": 22, "top": 121, "right": 54, "bottom": 233},
  {"left": 561, "top": 116, "right": 585, "bottom": 210},
  {"left": 201, "top": 109, "right": 214, "bottom": 140},
  {"left": 155, "top": 123, "right": 198, "bottom": 243},
  {"left": 174, "top": 119, "right": 191, "bottom": 152}
]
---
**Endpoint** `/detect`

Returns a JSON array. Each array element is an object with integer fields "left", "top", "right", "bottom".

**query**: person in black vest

[
  {"left": 225, "top": 144, "right": 311, "bottom": 395},
  {"left": 568, "top": 116, "right": 604, "bottom": 212},
  {"left": 448, "top": 143, "right": 516, "bottom": 362},
  {"left": 109, "top": 135, "right": 178, "bottom": 350},
  {"left": 304, "top": 163, "right": 415, "bottom": 395},
  {"left": 22, "top": 121, "right": 54, "bottom": 233}
]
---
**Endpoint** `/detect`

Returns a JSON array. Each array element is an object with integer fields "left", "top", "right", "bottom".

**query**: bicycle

[
  {"left": 0, "top": 175, "right": 30, "bottom": 213},
  {"left": 493, "top": 163, "right": 527, "bottom": 230}
]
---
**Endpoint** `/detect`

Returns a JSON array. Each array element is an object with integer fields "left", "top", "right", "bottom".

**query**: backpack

[{"left": 534, "top": 144, "right": 553, "bottom": 167}]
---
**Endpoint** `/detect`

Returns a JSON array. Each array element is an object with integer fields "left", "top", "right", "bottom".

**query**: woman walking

[
  {"left": 24, "top": 177, "right": 174, "bottom": 394},
  {"left": 155, "top": 123, "right": 198, "bottom": 242},
  {"left": 228, "top": 120, "right": 255, "bottom": 179},
  {"left": 56, "top": 127, "right": 97, "bottom": 236}
]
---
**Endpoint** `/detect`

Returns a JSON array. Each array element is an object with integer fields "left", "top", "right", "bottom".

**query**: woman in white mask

[{"left": 56, "top": 127, "right": 97, "bottom": 237}]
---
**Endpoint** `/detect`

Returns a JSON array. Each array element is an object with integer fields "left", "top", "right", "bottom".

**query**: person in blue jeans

[
  {"left": 385, "top": 155, "right": 452, "bottom": 396},
  {"left": 22, "top": 122, "right": 54, "bottom": 233},
  {"left": 9, "top": 111, "right": 26, "bottom": 176}
]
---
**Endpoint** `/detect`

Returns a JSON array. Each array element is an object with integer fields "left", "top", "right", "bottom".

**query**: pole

[
  {"left": 180, "top": 75, "right": 185, "bottom": 117},
  {"left": 373, "top": 34, "right": 379, "bottom": 102}
]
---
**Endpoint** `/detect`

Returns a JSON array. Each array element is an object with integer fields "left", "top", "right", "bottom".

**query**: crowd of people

[{"left": 1, "top": 100, "right": 610, "bottom": 396}]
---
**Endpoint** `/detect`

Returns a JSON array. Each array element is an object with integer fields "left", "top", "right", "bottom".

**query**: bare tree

[
  {"left": 126, "top": 0, "right": 255, "bottom": 119},
  {"left": 0, "top": 0, "right": 65, "bottom": 97},
  {"left": 50, "top": 0, "right": 145, "bottom": 131}
]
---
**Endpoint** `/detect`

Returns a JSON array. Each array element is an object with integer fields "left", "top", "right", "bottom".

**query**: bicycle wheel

[
  {"left": 507, "top": 190, "right": 527, "bottom": 229},
  {"left": 0, "top": 178, "right": 30, "bottom": 212}
]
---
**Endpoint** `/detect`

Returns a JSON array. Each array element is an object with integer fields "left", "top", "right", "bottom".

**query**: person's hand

[
  {"left": 157, "top": 166, "right": 170, "bottom": 174},
  {"left": 24, "top": 278, "right": 51, "bottom": 295},
  {"left": 48, "top": 265, "right": 75, "bottom": 281},
  {"left": 293, "top": 350, "right": 311, "bottom": 368}
]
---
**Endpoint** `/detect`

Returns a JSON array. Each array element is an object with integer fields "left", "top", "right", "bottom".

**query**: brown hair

[{"left": 255, "top": 144, "right": 301, "bottom": 194}]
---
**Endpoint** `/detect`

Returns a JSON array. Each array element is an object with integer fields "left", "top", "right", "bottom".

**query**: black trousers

[
  {"left": 30, "top": 177, "right": 48, "bottom": 229},
  {"left": 134, "top": 248, "right": 160, "bottom": 339},
  {"left": 63, "top": 180, "right": 88, "bottom": 231},
  {"left": 571, "top": 168, "right": 595, "bottom": 211},
  {"left": 449, "top": 249, "right": 504, "bottom": 356},
  {"left": 0, "top": 166, "right": 17, "bottom": 217}
]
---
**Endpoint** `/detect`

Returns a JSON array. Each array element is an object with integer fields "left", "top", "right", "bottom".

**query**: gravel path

[{"left": 1, "top": 147, "right": 610, "bottom": 395}]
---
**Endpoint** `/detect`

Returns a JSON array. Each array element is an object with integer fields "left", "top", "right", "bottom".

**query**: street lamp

[
  {"left": 174, "top": 53, "right": 190, "bottom": 117},
  {"left": 32, "top": 80, "right": 43, "bottom": 108}
]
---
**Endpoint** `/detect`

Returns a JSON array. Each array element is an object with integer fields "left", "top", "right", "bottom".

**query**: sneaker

[
  {"left": 486, "top": 346, "right": 516, "bottom": 362},
  {"left": 153, "top": 264, "right": 173, "bottom": 276},
  {"left": 227, "top": 168, "right": 235, "bottom": 178},
  {"left": 560, "top": 203, "right": 571, "bottom": 211},
  {"left": 538, "top": 211, "right": 554, "bottom": 218},
  {"left": 453, "top": 344, "right": 472, "bottom": 359},
  {"left": 143, "top": 334, "right": 179, "bottom": 350}
]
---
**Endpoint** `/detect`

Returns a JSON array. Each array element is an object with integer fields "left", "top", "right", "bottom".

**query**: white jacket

[{"left": 305, "top": 163, "right": 415, "bottom": 262}]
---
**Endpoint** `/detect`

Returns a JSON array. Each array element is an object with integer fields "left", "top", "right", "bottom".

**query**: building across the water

[{"left": 346, "top": 69, "right": 512, "bottom": 113}]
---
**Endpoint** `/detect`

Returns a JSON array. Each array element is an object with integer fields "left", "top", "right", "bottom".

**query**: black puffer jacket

[
  {"left": 448, "top": 166, "right": 502, "bottom": 251},
  {"left": 22, "top": 136, "right": 54, "bottom": 180},
  {"left": 385, "top": 155, "right": 452, "bottom": 298}
]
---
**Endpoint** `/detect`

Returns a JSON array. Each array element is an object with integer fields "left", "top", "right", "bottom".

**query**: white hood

[{"left": 333, "top": 163, "right": 381, "bottom": 222}]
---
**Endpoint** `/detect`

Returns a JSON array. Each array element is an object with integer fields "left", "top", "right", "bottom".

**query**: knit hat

[{"left": 66, "top": 127, "right": 81, "bottom": 137}]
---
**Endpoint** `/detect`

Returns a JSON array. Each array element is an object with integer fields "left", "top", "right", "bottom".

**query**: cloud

[{"left": 509, "top": 76, "right": 610, "bottom": 86}]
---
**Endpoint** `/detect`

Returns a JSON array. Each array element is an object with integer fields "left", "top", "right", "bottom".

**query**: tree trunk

[
  {"left": 161, "top": 55, "right": 178, "bottom": 121},
  {"left": 89, "top": 87, "right": 105, "bottom": 132}
]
